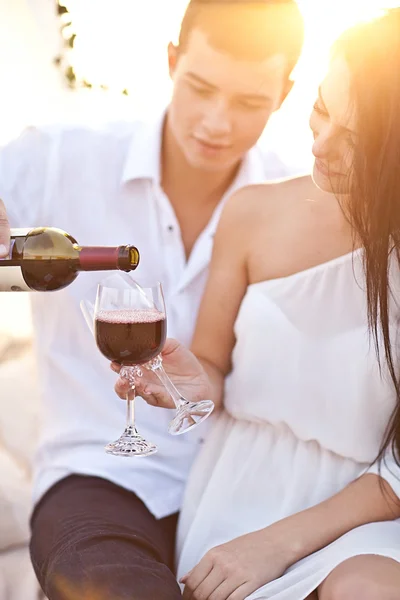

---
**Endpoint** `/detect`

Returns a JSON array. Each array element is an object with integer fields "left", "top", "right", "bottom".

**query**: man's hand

[
  {"left": 0, "top": 198, "right": 10, "bottom": 257},
  {"left": 112, "top": 338, "right": 212, "bottom": 409}
]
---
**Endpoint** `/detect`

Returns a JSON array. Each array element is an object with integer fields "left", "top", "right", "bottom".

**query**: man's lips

[{"left": 193, "top": 137, "right": 231, "bottom": 151}]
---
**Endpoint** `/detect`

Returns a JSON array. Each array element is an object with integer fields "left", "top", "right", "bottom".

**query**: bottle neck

[{"left": 77, "top": 246, "right": 139, "bottom": 272}]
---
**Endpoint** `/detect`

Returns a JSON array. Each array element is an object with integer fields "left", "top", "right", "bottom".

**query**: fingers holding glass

[
  {"left": 85, "top": 276, "right": 214, "bottom": 455},
  {"left": 145, "top": 355, "right": 214, "bottom": 435}
]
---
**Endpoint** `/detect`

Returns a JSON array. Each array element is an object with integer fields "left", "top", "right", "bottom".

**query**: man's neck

[{"left": 160, "top": 117, "right": 242, "bottom": 212}]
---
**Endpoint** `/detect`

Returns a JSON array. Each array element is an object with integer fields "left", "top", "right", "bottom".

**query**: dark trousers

[{"left": 30, "top": 475, "right": 182, "bottom": 600}]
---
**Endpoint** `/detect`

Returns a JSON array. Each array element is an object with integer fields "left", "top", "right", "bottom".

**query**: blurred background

[{"left": 0, "top": 1, "right": 399, "bottom": 597}]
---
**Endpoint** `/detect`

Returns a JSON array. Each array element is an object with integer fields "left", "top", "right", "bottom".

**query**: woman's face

[{"left": 309, "top": 56, "right": 358, "bottom": 194}]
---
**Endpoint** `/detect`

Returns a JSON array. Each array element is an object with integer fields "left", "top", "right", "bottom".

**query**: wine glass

[
  {"left": 100, "top": 281, "right": 215, "bottom": 436},
  {"left": 93, "top": 281, "right": 164, "bottom": 456},
  {"left": 145, "top": 354, "right": 215, "bottom": 436},
  {"left": 81, "top": 276, "right": 214, "bottom": 449}
]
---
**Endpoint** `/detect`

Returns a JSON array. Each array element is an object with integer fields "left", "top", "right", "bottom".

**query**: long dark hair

[{"left": 333, "top": 9, "right": 400, "bottom": 481}]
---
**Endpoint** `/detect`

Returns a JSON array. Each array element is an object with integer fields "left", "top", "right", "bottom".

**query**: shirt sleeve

[
  {"left": 365, "top": 444, "right": 400, "bottom": 499},
  {"left": 0, "top": 126, "right": 54, "bottom": 228}
]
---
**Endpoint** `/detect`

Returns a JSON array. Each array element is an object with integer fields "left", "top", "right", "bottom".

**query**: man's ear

[{"left": 168, "top": 41, "right": 179, "bottom": 79}]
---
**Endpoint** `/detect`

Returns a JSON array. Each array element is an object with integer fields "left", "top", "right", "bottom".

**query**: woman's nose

[{"left": 312, "top": 127, "right": 339, "bottom": 161}]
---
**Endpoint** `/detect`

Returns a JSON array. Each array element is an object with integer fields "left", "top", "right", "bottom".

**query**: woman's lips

[{"left": 314, "top": 158, "right": 342, "bottom": 178}]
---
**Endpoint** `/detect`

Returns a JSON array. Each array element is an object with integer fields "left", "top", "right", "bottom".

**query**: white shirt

[{"left": 0, "top": 111, "right": 302, "bottom": 518}]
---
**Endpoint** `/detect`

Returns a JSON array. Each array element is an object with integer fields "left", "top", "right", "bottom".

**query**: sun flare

[{"left": 61, "top": 0, "right": 400, "bottom": 96}]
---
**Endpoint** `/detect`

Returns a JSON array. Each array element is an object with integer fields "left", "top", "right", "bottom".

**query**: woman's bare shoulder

[{"left": 224, "top": 175, "right": 329, "bottom": 221}]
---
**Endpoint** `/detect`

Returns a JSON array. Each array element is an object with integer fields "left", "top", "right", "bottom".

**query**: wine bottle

[{"left": 0, "top": 227, "right": 140, "bottom": 292}]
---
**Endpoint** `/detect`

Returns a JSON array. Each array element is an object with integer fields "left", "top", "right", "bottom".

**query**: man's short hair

[{"left": 178, "top": 0, "right": 304, "bottom": 76}]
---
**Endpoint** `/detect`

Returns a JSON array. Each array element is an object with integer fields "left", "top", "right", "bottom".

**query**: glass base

[
  {"left": 105, "top": 428, "right": 158, "bottom": 457},
  {"left": 168, "top": 400, "right": 215, "bottom": 436}
]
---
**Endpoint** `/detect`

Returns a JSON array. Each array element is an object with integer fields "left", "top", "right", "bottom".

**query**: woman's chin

[{"left": 312, "top": 165, "right": 335, "bottom": 193}]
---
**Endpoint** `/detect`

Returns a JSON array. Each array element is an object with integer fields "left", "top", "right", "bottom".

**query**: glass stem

[
  {"left": 151, "top": 363, "right": 188, "bottom": 410},
  {"left": 121, "top": 366, "right": 140, "bottom": 436},
  {"left": 126, "top": 392, "right": 136, "bottom": 433}
]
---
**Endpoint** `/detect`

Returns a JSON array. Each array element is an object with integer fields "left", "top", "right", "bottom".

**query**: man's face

[{"left": 167, "top": 29, "right": 291, "bottom": 172}]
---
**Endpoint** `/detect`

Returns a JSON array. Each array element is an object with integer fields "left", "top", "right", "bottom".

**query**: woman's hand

[
  {"left": 112, "top": 338, "right": 212, "bottom": 409},
  {"left": 180, "top": 526, "right": 294, "bottom": 600},
  {"left": 180, "top": 473, "right": 400, "bottom": 600}
]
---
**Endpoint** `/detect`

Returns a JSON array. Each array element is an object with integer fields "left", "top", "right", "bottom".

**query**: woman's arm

[
  {"left": 189, "top": 187, "right": 256, "bottom": 407},
  {"left": 274, "top": 472, "right": 400, "bottom": 564}
]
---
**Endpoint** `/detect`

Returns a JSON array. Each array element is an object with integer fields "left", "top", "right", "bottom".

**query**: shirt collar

[
  {"left": 229, "top": 145, "right": 266, "bottom": 192},
  {"left": 206, "top": 145, "right": 268, "bottom": 237},
  {"left": 122, "top": 107, "right": 267, "bottom": 193},
  {"left": 121, "top": 108, "right": 166, "bottom": 185}
]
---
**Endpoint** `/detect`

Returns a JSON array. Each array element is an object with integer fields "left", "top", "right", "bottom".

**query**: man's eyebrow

[
  {"left": 237, "top": 92, "right": 272, "bottom": 103},
  {"left": 186, "top": 72, "right": 272, "bottom": 103},
  {"left": 318, "top": 86, "right": 357, "bottom": 136},
  {"left": 186, "top": 72, "right": 217, "bottom": 89}
]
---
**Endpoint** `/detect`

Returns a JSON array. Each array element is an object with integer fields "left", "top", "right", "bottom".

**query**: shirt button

[{"left": 167, "top": 225, "right": 174, "bottom": 232}]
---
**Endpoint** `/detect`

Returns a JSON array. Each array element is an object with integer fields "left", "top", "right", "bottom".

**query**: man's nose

[{"left": 202, "top": 99, "right": 232, "bottom": 137}]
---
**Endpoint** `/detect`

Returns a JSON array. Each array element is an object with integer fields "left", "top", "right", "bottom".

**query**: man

[{"left": 0, "top": 1, "right": 309, "bottom": 598}]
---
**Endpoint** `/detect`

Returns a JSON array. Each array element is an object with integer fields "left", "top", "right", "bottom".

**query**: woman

[{"left": 114, "top": 9, "right": 400, "bottom": 599}]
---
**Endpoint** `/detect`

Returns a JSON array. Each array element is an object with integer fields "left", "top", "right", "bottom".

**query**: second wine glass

[{"left": 140, "top": 283, "right": 215, "bottom": 435}]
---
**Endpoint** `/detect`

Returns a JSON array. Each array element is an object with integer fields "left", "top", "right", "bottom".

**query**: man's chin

[
  {"left": 186, "top": 156, "right": 228, "bottom": 172},
  {"left": 185, "top": 150, "right": 239, "bottom": 173}
]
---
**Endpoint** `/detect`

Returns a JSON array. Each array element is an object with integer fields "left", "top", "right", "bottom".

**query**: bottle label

[
  {"left": 0, "top": 266, "right": 30, "bottom": 291},
  {"left": 0, "top": 239, "right": 16, "bottom": 261},
  {"left": 0, "top": 241, "right": 30, "bottom": 290},
  {"left": 0, "top": 232, "right": 32, "bottom": 291}
]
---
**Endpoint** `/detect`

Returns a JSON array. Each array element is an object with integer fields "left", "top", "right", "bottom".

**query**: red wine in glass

[{"left": 95, "top": 308, "right": 166, "bottom": 365}]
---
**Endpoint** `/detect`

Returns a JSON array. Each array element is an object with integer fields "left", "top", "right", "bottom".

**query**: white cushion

[
  {"left": 0, "top": 448, "right": 31, "bottom": 550},
  {"left": 0, "top": 347, "right": 42, "bottom": 470},
  {"left": 0, "top": 545, "right": 41, "bottom": 600},
  {"left": 0, "top": 345, "right": 41, "bottom": 551}
]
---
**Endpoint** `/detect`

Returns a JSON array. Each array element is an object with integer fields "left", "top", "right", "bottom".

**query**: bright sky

[
  {"left": 63, "top": 0, "right": 396, "bottom": 91},
  {"left": 60, "top": 0, "right": 400, "bottom": 166}
]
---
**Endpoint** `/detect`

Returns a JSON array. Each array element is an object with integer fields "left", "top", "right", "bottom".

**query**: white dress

[{"left": 176, "top": 250, "right": 400, "bottom": 599}]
